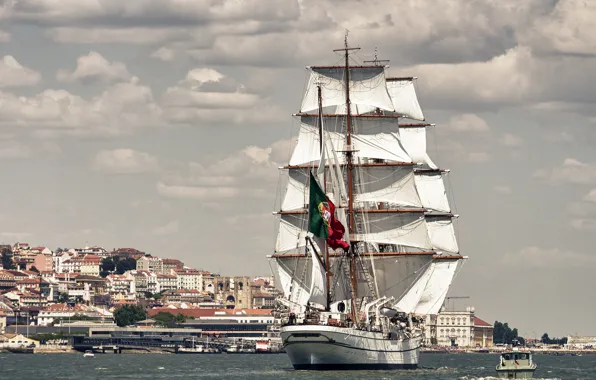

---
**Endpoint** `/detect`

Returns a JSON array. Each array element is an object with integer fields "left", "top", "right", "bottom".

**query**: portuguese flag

[{"left": 308, "top": 172, "right": 350, "bottom": 250}]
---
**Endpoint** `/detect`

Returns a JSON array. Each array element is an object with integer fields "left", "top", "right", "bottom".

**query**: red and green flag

[{"left": 308, "top": 172, "right": 350, "bottom": 250}]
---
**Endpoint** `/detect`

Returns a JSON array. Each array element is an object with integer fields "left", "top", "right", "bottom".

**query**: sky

[{"left": 0, "top": 0, "right": 595, "bottom": 337}]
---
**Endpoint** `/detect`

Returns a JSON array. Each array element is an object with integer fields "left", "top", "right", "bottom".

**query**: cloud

[
  {"left": 443, "top": 113, "right": 490, "bottom": 132},
  {"left": 0, "top": 30, "right": 10, "bottom": 42},
  {"left": 467, "top": 152, "right": 490, "bottom": 163},
  {"left": 494, "top": 186, "right": 512, "bottom": 195},
  {"left": 500, "top": 133, "right": 523, "bottom": 147},
  {"left": 533, "top": 158, "right": 596, "bottom": 185},
  {"left": 584, "top": 188, "right": 596, "bottom": 203},
  {"left": 521, "top": 0, "right": 596, "bottom": 56},
  {"left": 151, "top": 47, "right": 175, "bottom": 62},
  {"left": 158, "top": 141, "right": 289, "bottom": 201},
  {"left": 152, "top": 220, "right": 179, "bottom": 236},
  {"left": 544, "top": 130, "right": 574, "bottom": 143},
  {"left": 156, "top": 182, "right": 240, "bottom": 200},
  {"left": 0, "top": 77, "right": 162, "bottom": 136},
  {"left": 570, "top": 218, "right": 596, "bottom": 231},
  {"left": 3, "top": 0, "right": 300, "bottom": 27},
  {"left": 56, "top": 51, "right": 131, "bottom": 84},
  {"left": 93, "top": 149, "right": 159, "bottom": 174},
  {"left": 0, "top": 142, "right": 33, "bottom": 159},
  {"left": 162, "top": 68, "right": 284, "bottom": 125},
  {"left": 0, "top": 232, "right": 33, "bottom": 240},
  {"left": 503, "top": 246, "right": 596, "bottom": 268},
  {"left": 0, "top": 56, "right": 41, "bottom": 88}
]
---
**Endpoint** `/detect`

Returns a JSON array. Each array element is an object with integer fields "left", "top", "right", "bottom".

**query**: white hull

[{"left": 280, "top": 324, "right": 422, "bottom": 370}]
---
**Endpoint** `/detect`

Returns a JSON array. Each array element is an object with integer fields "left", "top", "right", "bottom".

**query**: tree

[
  {"left": 100, "top": 257, "right": 116, "bottom": 277},
  {"left": 57, "top": 292, "right": 69, "bottom": 303},
  {"left": 541, "top": 333, "right": 550, "bottom": 344},
  {"left": 1, "top": 248, "right": 14, "bottom": 270},
  {"left": 114, "top": 305, "right": 146, "bottom": 327},
  {"left": 116, "top": 257, "right": 136, "bottom": 274},
  {"left": 494, "top": 321, "right": 522, "bottom": 345},
  {"left": 153, "top": 312, "right": 187, "bottom": 327},
  {"left": 153, "top": 312, "right": 176, "bottom": 327}
]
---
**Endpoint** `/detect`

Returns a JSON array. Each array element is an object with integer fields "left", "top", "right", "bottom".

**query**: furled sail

[{"left": 301, "top": 67, "right": 394, "bottom": 113}]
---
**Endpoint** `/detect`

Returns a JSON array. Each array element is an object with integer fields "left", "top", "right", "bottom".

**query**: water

[{"left": 0, "top": 353, "right": 593, "bottom": 379}]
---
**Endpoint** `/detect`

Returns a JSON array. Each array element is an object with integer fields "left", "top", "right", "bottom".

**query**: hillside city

[
  {"left": 0, "top": 242, "right": 590, "bottom": 354},
  {"left": 0, "top": 243, "right": 280, "bottom": 330}
]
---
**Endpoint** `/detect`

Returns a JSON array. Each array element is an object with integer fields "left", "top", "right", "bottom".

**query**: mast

[
  {"left": 333, "top": 32, "right": 360, "bottom": 320},
  {"left": 316, "top": 84, "right": 331, "bottom": 311}
]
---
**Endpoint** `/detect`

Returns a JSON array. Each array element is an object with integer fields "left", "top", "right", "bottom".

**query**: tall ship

[{"left": 268, "top": 36, "right": 466, "bottom": 370}]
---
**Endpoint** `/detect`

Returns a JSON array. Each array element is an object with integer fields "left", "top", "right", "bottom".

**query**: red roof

[{"left": 474, "top": 317, "right": 492, "bottom": 327}]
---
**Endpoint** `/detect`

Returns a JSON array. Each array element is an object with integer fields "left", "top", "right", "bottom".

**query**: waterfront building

[
  {"left": 424, "top": 306, "right": 493, "bottom": 347},
  {"left": 566, "top": 336, "right": 596, "bottom": 349},
  {"left": 0, "top": 333, "right": 39, "bottom": 348},
  {"left": 38, "top": 303, "right": 114, "bottom": 326}
]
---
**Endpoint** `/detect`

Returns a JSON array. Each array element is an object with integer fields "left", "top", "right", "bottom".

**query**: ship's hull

[
  {"left": 496, "top": 368, "right": 536, "bottom": 379},
  {"left": 280, "top": 324, "right": 422, "bottom": 370}
]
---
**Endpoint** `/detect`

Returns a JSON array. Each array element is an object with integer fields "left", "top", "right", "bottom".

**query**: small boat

[
  {"left": 83, "top": 350, "right": 95, "bottom": 358},
  {"left": 6, "top": 346, "right": 34, "bottom": 354},
  {"left": 178, "top": 337, "right": 221, "bottom": 354},
  {"left": 496, "top": 348, "right": 537, "bottom": 378}
]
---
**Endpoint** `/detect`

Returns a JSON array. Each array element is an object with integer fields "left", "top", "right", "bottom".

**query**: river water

[{"left": 0, "top": 352, "right": 592, "bottom": 379}]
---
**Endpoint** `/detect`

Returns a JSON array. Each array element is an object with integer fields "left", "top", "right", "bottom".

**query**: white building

[
  {"left": 156, "top": 274, "right": 177, "bottom": 292},
  {"left": 137, "top": 256, "right": 163, "bottom": 273},
  {"left": 424, "top": 307, "right": 493, "bottom": 347},
  {"left": 566, "top": 336, "right": 596, "bottom": 349},
  {"left": 106, "top": 274, "right": 135, "bottom": 294},
  {"left": 174, "top": 268, "right": 203, "bottom": 291},
  {"left": 53, "top": 252, "right": 72, "bottom": 274},
  {"left": 37, "top": 303, "right": 114, "bottom": 326}
]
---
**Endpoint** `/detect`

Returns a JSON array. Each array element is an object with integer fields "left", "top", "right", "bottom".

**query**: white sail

[
  {"left": 386, "top": 78, "right": 425, "bottom": 121},
  {"left": 275, "top": 255, "right": 312, "bottom": 313},
  {"left": 400, "top": 127, "right": 437, "bottom": 169},
  {"left": 355, "top": 166, "right": 422, "bottom": 208},
  {"left": 268, "top": 257, "right": 293, "bottom": 298},
  {"left": 289, "top": 117, "right": 411, "bottom": 166},
  {"left": 415, "top": 173, "right": 450, "bottom": 213},
  {"left": 394, "top": 263, "right": 434, "bottom": 313},
  {"left": 276, "top": 214, "right": 309, "bottom": 253},
  {"left": 413, "top": 260, "right": 460, "bottom": 315},
  {"left": 281, "top": 168, "right": 309, "bottom": 212},
  {"left": 357, "top": 254, "right": 434, "bottom": 301},
  {"left": 427, "top": 217, "right": 459, "bottom": 253},
  {"left": 309, "top": 249, "right": 327, "bottom": 306},
  {"left": 353, "top": 213, "right": 432, "bottom": 250},
  {"left": 301, "top": 67, "right": 394, "bottom": 113}
]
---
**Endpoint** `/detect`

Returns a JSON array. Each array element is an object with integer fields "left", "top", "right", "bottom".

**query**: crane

[{"left": 444, "top": 296, "right": 470, "bottom": 311}]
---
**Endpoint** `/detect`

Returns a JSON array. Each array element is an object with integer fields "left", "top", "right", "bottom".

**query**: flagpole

[{"left": 316, "top": 84, "right": 331, "bottom": 311}]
